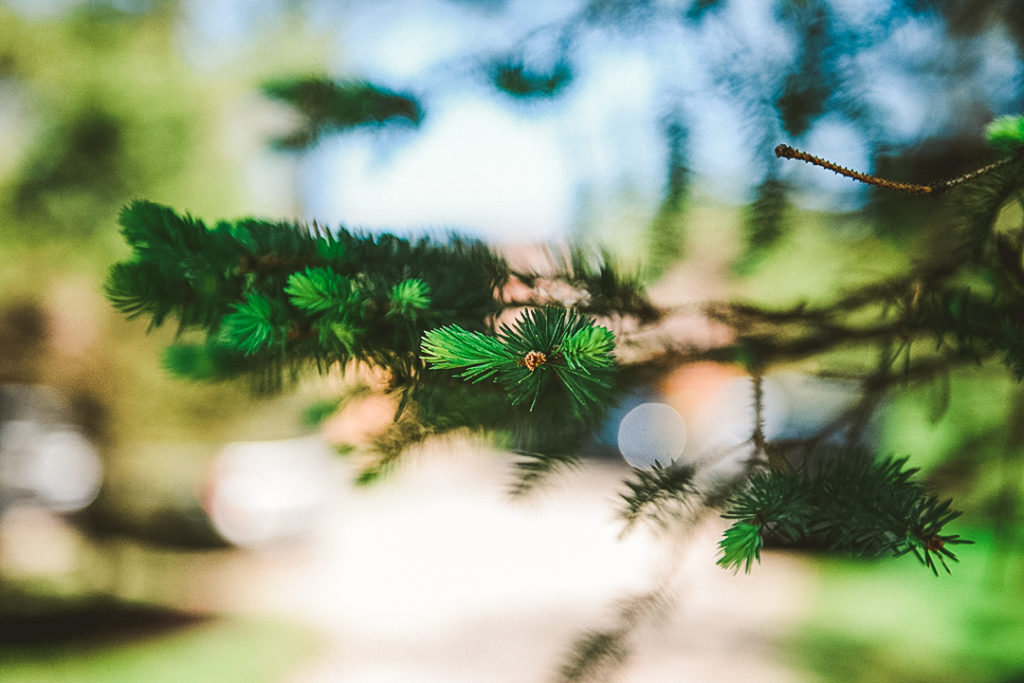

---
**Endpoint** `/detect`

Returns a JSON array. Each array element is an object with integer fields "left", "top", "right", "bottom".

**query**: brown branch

[{"left": 774, "top": 144, "right": 1023, "bottom": 196}]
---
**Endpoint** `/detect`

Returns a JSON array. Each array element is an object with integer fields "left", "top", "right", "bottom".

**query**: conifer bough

[
  {"left": 107, "top": 189, "right": 977, "bottom": 577},
  {"left": 108, "top": 126, "right": 995, "bottom": 577},
  {"left": 104, "top": 199, "right": 625, "bottom": 490},
  {"left": 105, "top": 199, "right": 506, "bottom": 389}
]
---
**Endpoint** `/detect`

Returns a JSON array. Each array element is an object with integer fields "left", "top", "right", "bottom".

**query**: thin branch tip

[{"left": 775, "top": 142, "right": 1023, "bottom": 196}]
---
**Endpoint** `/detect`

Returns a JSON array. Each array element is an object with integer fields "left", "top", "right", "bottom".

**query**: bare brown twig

[{"left": 774, "top": 143, "right": 1023, "bottom": 196}]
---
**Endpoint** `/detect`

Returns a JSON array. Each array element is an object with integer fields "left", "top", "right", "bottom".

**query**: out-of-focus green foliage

[
  {"left": 987, "top": 115, "right": 1024, "bottom": 153},
  {"left": 0, "top": 6, "right": 203, "bottom": 244},
  {"left": 261, "top": 76, "right": 422, "bottom": 149},
  {"left": 0, "top": 3, "right": 338, "bottom": 558},
  {"left": 797, "top": 528, "right": 1024, "bottom": 681},
  {"left": 490, "top": 57, "right": 573, "bottom": 99}
]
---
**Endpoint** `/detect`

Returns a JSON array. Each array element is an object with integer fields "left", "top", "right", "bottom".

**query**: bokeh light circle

[{"left": 617, "top": 402, "right": 687, "bottom": 469}]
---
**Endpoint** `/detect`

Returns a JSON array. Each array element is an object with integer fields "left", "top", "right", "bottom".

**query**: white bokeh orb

[
  {"left": 32, "top": 427, "right": 103, "bottom": 512},
  {"left": 617, "top": 402, "right": 687, "bottom": 469}
]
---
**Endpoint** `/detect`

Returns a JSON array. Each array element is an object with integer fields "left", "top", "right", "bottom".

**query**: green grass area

[
  {"left": 794, "top": 528, "right": 1024, "bottom": 682},
  {"left": 0, "top": 615, "right": 321, "bottom": 683}
]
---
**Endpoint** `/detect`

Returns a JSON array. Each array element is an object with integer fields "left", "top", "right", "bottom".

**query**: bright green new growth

[
  {"left": 420, "top": 327, "right": 515, "bottom": 382},
  {"left": 717, "top": 522, "right": 764, "bottom": 575},
  {"left": 284, "top": 267, "right": 356, "bottom": 314},
  {"left": 221, "top": 292, "right": 287, "bottom": 356},
  {"left": 421, "top": 306, "right": 616, "bottom": 412},
  {"left": 985, "top": 115, "right": 1024, "bottom": 152},
  {"left": 388, "top": 279, "right": 431, "bottom": 317}
]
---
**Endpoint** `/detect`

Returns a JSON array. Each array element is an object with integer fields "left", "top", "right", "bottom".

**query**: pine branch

[
  {"left": 106, "top": 200, "right": 506, "bottom": 389},
  {"left": 508, "top": 450, "right": 581, "bottom": 497},
  {"left": 736, "top": 175, "right": 788, "bottom": 271},
  {"left": 619, "top": 463, "right": 698, "bottom": 533},
  {"left": 491, "top": 57, "right": 573, "bottom": 99},
  {"left": 558, "top": 630, "right": 628, "bottom": 683},
  {"left": 717, "top": 453, "right": 971, "bottom": 574},
  {"left": 557, "top": 589, "right": 675, "bottom": 683}
]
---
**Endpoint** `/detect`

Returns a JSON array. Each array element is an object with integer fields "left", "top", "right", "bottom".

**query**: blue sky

[{"left": 18, "top": 0, "right": 1019, "bottom": 243}]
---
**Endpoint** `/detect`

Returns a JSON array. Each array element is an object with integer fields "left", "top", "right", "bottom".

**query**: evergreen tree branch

[
  {"left": 619, "top": 463, "right": 699, "bottom": 534},
  {"left": 717, "top": 454, "right": 972, "bottom": 574}
]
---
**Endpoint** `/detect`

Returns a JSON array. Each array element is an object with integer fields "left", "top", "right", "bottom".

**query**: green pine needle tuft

[
  {"left": 389, "top": 278, "right": 431, "bottom": 317},
  {"left": 261, "top": 76, "right": 422, "bottom": 149},
  {"left": 220, "top": 293, "right": 285, "bottom": 356},
  {"left": 421, "top": 306, "right": 616, "bottom": 412},
  {"left": 986, "top": 115, "right": 1024, "bottom": 152},
  {"left": 559, "top": 325, "right": 615, "bottom": 372},
  {"left": 421, "top": 325, "right": 516, "bottom": 382},
  {"left": 717, "top": 522, "right": 765, "bottom": 574},
  {"left": 285, "top": 267, "right": 354, "bottom": 313}
]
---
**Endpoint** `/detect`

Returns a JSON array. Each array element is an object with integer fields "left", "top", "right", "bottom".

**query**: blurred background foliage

[{"left": 1, "top": 0, "right": 1023, "bottom": 680}]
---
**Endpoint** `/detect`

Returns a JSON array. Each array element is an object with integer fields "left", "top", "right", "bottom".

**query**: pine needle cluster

[
  {"left": 421, "top": 306, "right": 616, "bottom": 413},
  {"left": 105, "top": 199, "right": 637, "bottom": 488},
  {"left": 717, "top": 456, "right": 970, "bottom": 575},
  {"left": 106, "top": 200, "right": 505, "bottom": 389}
]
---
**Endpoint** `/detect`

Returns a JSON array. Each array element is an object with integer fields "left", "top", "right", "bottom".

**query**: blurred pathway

[{"left": 178, "top": 439, "right": 816, "bottom": 682}]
